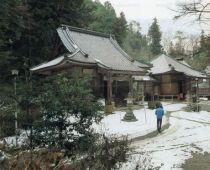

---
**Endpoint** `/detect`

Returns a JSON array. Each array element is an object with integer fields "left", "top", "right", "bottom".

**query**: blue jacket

[{"left": 155, "top": 107, "right": 164, "bottom": 119}]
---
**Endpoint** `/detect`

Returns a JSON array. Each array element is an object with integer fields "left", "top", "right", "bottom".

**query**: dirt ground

[{"left": 182, "top": 152, "right": 210, "bottom": 170}]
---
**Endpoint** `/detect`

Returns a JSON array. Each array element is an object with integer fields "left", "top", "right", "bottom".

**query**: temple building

[
  {"left": 30, "top": 25, "right": 149, "bottom": 105},
  {"left": 150, "top": 54, "right": 206, "bottom": 100}
]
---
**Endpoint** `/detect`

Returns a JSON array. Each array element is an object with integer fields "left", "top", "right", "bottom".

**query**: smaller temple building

[
  {"left": 198, "top": 66, "right": 210, "bottom": 98},
  {"left": 150, "top": 54, "right": 206, "bottom": 100}
]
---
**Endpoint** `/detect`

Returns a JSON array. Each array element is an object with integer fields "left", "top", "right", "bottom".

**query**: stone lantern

[{"left": 122, "top": 92, "right": 137, "bottom": 122}]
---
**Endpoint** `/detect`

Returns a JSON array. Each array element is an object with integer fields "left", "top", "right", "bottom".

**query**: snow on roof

[
  {"left": 31, "top": 25, "right": 148, "bottom": 74},
  {"left": 30, "top": 51, "right": 97, "bottom": 72},
  {"left": 61, "top": 25, "right": 145, "bottom": 72},
  {"left": 150, "top": 54, "right": 206, "bottom": 78},
  {"left": 30, "top": 56, "right": 64, "bottom": 71},
  {"left": 94, "top": 58, "right": 109, "bottom": 68}
]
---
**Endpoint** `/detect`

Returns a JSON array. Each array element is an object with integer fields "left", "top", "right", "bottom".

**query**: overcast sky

[{"left": 99, "top": 0, "right": 207, "bottom": 36}]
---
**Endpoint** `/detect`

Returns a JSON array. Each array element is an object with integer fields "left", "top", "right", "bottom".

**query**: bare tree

[
  {"left": 162, "top": 32, "right": 173, "bottom": 54},
  {"left": 185, "top": 34, "right": 200, "bottom": 57},
  {"left": 175, "top": 0, "right": 210, "bottom": 24}
]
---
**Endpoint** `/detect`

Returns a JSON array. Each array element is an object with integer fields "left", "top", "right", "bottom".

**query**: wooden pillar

[
  {"left": 208, "top": 79, "right": 210, "bottom": 94},
  {"left": 189, "top": 78, "right": 192, "bottom": 96},
  {"left": 189, "top": 77, "right": 192, "bottom": 103},
  {"left": 100, "top": 74, "right": 104, "bottom": 98},
  {"left": 129, "top": 76, "right": 133, "bottom": 96},
  {"left": 137, "top": 81, "right": 140, "bottom": 92},
  {"left": 196, "top": 78, "right": 199, "bottom": 102},
  {"left": 152, "top": 82, "right": 154, "bottom": 101},
  {"left": 143, "top": 81, "right": 146, "bottom": 101},
  {"left": 115, "top": 80, "right": 118, "bottom": 97},
  {"left": 160, "top": 75, "right": 163, "bottom": 95},
  {"left": 107, "top": 72, "right": 112, "bottom": 102}
]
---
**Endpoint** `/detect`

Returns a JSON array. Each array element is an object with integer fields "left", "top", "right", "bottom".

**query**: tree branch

[{"left": 173, "top": 0, "right": 210, "bottom": 23}]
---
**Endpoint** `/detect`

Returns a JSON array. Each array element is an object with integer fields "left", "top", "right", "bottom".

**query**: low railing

[{"left": 157, "top": 95, "right": 178, "bottom": 101}]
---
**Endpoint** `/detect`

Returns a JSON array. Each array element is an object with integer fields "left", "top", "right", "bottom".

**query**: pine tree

[
  {"left": 112, "top": 12, "right": 127, "bottom": 45},
  {"left": 122, "top": 21, "right": 151, "bottom": 61},
  {"left": 200, "top": 30, "right": 205, "bottom": 51},
  {"left": 199, "top": 30, "right": 210, "bottom": 64},
  {"left": 0, "top": 0, "right": 23, "bottom": 78},
  {"left": 0, "top": 0, "right": 89, "bottom": 79},
  {"left": 15, "top": 0, "right": 89, "bottom": 68},
  {"left": 87, "top": 1, "right": 116, "bottom": 34},
  {"left": 148, "top": 18, "right": 162, "bottom": 57}
]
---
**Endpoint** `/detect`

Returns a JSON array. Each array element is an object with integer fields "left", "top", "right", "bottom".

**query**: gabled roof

[
  {"left": 150, "top": 54, "right": 206, "bottom": 78},
  {"left": 31, "top": 25, "right": 147, "bottom": 74}
]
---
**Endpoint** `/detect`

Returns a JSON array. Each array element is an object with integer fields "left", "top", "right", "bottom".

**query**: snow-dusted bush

[{"left": 33, "top": 73, "right": 103, "bottom": 151}]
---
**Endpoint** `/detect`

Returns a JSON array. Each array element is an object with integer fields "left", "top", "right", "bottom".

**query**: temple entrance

[{"left": 103, "top": 80, "right": 129, "bottom": 105}]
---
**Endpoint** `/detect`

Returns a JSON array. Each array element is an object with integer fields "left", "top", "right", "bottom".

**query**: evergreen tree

[
  {"left": 0, "top": 0, "right": 23, "bottom": 78},
  {"left": 148, "top": 18, "right": 162, "bottom": 57},
  {"left": 200, "top": 30, "right": 205, "bottom": 51},
  {"left": 87, "top": 1, "right": 116, "bottom": 34},
  {"left": 34, "top": 74, "right": 103, "bottom": 150},
  {"left": 0, "top": 0, "right": 89, "bottom": 80},
  {"left": 16, "top": 0, "right": 88, "bottom": 65},
  {"left": 198, "top": 31, "right": 210, "bottom": 65},
  {"left": 112, "top": 12, "right": 127, "bottom": 45},
  {"left": 122, "top": 21, "right": 151, "bottom": 61}
]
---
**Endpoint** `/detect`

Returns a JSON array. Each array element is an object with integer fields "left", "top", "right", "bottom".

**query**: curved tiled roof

[
  {"left": 30, "top": 51, "right": 97, "bottom": 72},
  {"left": 151, "top": 54, "right": 206, "bottom": 78},
  {"left": 58, "top": 25, "right": 145, "bottom": 72},
  {"left": 31, "top": 25, "right": 147, "bottom": 74}
]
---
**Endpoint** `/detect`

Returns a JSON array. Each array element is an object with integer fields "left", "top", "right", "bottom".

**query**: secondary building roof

[
  {"left": 150, "top": 54, "right": 206, "bottom": 78},
  {"left": 31, "top": 25, "right": 147, "bottom": 75}
]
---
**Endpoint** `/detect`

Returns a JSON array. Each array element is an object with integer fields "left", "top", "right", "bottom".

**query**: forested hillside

[{"left": 0, "top": 0, "right": 163, "bottom": 81}]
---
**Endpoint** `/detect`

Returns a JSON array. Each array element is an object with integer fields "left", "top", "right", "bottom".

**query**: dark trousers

[{"left": 157, "top": 118, "right": 162, "bottom": 133}]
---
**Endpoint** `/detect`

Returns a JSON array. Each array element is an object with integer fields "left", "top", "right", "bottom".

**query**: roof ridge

[
  {"left": 61, "top": 24, "right": 111, "bottom": 38},
  {"left": 60, "top": 27, "right": 78, "bottom": 51},
  {"left": 165, "top": 54, "right": 205, "bottom": 74},
  {"left": 58, "top": 27, "right": 90, "bottom": 58},
  {"left": 161, "top": 54, "right": 171, "bottom": 70}
]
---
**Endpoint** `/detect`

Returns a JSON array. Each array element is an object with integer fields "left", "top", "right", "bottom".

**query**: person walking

[{"left": 155, "top": 103, "right": 164, "bottom": 133}]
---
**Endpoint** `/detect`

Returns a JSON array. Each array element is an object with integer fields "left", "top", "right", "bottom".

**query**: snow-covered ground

[
  {"left": 93, "top": 102, "right": 186, "bottom": 139},
  {"left": 93, "top": 102, "right": 210, "bottom": 169},
  {"left": 0, "top": 130, "right": 28, "bottom": 148},
  {"left": 2, "top": 101, "right": 210, "bottom": 170},
  {"left": 121, "top": 109, "right": 210, "bottom": 170}
]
